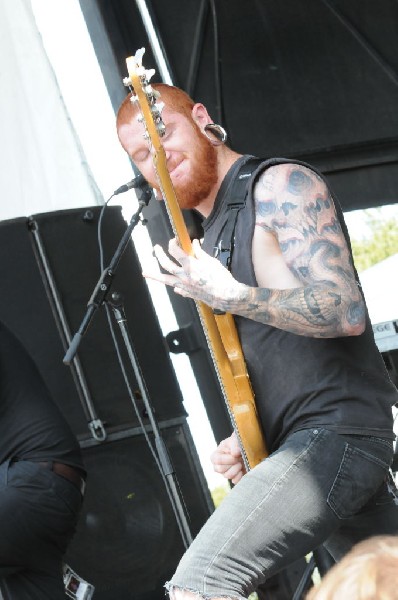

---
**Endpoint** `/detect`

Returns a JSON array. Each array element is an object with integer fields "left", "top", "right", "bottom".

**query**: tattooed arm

[
  {"left": 244, "top": 163, "right": 365, "bottom": 337},
  {"left": 145, "top": 163, "right": 365, "bottom": 338}
]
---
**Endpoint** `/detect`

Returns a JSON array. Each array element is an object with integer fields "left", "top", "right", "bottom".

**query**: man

[
  {"left": 116, "top": 84, "right": 398, "bottom": 600},
  {"left": 0, "top": 319, "right": 85, "bottom": 599}
]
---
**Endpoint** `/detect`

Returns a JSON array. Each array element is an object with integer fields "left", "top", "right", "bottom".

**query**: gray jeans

[{"left": 167, "top": 428, "right": 398, "bottom": 599}]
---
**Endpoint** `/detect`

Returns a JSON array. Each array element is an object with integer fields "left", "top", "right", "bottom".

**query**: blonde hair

[{"left": 306, "top": 536, "right": 398, "bottom": 600}]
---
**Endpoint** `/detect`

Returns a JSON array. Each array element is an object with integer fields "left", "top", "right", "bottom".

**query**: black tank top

[{"left": 202, "top": 156, "right": 398, "bottom": 452}]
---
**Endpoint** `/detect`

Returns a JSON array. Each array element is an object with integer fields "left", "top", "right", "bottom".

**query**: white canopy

[
  {"left": 359, "top": 253, "right": 398, "bottom": 325},
  {"left": 0, "top": 0, "right": 103, "bottom": 221}
]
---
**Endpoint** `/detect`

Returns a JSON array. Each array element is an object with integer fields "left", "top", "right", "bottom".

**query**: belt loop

[{"left": 4, "top": 458, "right": 12, "bottom": 485}]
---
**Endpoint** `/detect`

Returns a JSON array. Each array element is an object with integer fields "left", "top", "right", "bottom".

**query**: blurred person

[
  {"left": 306, "top": 535, "right": 398, "bottom": 599},
  {"left": 0, "top": 320, "right": 86, "bottom": 599}
]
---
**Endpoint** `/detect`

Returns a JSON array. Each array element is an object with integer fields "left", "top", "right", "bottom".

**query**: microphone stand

[{"left": 63, "top": 184, "right": 193, "bottom": 549}]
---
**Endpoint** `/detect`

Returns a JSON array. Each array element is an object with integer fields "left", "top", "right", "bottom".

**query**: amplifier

[{"left": 373, "top": 319, "right": 398, "bottom": 353}]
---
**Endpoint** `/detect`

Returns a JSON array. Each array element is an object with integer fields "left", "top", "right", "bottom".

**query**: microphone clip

[{"left": 114, "top": 173, "right": 148, "bottom": 195}]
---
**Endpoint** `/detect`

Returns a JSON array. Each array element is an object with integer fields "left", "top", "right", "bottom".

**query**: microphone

[{"left": 114, "top": 173, "right": 147, "bottom": 195}]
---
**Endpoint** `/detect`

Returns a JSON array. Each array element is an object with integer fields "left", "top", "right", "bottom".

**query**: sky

[{"left": 30, "top": 0, "right": 398, "bottom": 488}]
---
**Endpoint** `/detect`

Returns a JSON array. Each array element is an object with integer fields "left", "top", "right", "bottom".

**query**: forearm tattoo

[{"left": 235, "top": 284, "right": 365, "bottom": 338}]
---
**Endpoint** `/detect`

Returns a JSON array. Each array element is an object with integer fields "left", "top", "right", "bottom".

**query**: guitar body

[{"left": 124, "top": 49, "right": 267, "bottom": 469}]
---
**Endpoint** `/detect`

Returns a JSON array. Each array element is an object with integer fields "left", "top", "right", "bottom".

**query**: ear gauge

[{"left": 203, "top": 123, "right": 227, "bottom": 145}]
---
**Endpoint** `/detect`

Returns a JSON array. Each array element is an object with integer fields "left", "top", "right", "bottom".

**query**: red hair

[{"left": 116, "top": 83, "right": 195, "bottom": 130}]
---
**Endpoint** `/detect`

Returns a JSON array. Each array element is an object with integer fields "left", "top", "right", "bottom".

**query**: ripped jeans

[{"left": 166, "top": 428, "right": 398, "bottom": 599}]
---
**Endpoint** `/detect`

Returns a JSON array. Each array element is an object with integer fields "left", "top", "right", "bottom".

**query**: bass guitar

[{"left": 123, "top": 48, "right": 267, "bottom": 469}]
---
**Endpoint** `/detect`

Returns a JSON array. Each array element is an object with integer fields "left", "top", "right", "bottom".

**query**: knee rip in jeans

[{"left": 166, "top": 583, "right": 241, "bottom": 600}]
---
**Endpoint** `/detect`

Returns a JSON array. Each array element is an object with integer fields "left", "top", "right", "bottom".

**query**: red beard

[
  {"left": 151, "top": 125, "right": 218, "bottom": 210},
  {"left": 173, "top": 129, "right": 218, "bottom": 210}
]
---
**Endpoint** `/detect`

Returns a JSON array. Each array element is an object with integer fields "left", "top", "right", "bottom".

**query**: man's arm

[
  {"left": 239, "top": 163, "right": 366, "bottom": 337},
  {"left": 145, "top": 164, "right": 366, "bottom": 338}
]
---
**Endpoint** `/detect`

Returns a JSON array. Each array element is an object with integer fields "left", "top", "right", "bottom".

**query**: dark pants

[{"left": 0, "top": 459, "right": 83, "bottom": 599}]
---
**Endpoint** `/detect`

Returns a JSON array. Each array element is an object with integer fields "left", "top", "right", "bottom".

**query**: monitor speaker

[
  {"left": 0, "top": 206, "right": 190, "bottom": 436},
  {"left": 65, "top": 424, "right": 210, "bottom": 599}
]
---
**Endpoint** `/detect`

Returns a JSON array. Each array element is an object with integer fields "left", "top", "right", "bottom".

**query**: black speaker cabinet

[
  {"left": 65, "top": 424, "right": 209, "bottom": 599},
  {"left": 0, "top": 206, "right": 191, "bottom": 436},
  {"left": 0, "top": 206, "right": 213, "bottom": 599}
]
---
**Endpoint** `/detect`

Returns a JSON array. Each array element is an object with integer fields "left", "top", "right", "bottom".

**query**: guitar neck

[
  {"left": 124, "top": 49, "right": 268, "bottom": 469},
  {"left": 153, "top": 151, "right": 192, "bottom": 252}
]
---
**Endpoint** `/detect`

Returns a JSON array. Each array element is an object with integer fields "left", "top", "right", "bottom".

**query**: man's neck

[{"left": 196, "top": 148, "right": 243, "bottom": 218}]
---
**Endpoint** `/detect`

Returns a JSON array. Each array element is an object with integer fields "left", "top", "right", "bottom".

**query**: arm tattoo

[
  {"left": 287, "top": 169, "right": 313, "bottom": 195},
  {"left": 220, "top": 283, "right": 365, "bottom": 338},
  {"left": 241, "top": 164, "right": 367, "bottom": 337}
]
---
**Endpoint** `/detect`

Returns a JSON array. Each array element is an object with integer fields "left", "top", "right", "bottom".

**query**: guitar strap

[{"left": 213, "top": 156, "right": 263, "bottom": 270}]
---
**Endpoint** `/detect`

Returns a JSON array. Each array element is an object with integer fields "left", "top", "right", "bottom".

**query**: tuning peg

[
  {"left": 154, "top": 101, "right": 165, "bottom": 114},
  {"left": 134, "top": 47, "right": 145, "bottom": 66},
  {"left": 156, "top": 121, "right": 166, "bottom": 136},
  {"left": 145, "top": 68, "right": 156, "bottom": 82},
  {"left": 144, "top": 84, "right": 160, "bottom": 100},
  {"left": 129, "top": 94, "right": 139, "bottom": 105},
  {"left": 151, "top": 105, "right": 163, "bottom": 121},
  {"left": 123, "top": 77, "right": 132, "bottom": 87}
]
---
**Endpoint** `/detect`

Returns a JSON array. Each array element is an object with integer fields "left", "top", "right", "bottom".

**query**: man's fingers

[
  {"left": 142, "top": 269, "right": 177, "bottom": 288},
  {"left": 223, "top": 463, "right": 244, "bottom": 480},
  {"left": 211, "top": 452, "right": 241, "bottom": 467},
  {"left": 231, "top": 471, "right": 244, "bottom": 485},
  {"left": 192, "top": 238, "right": 202, "bottom": 257},
  {"left": 218, "top": 434, "right": 242, "bottom": 458},
  {"left": 168, "top": 237, "right": 180, "bottom": 254},
  {"left": 213, "top": 461, "right": 242, "bottom": 477},
  {"left": 211, "top": 433, "right": 246, "bottom": 483},
  {"left": 168, "top": 238, "right": 191, "bottom": 263},
  {"left": 153, "top": 244, "right": 183, "bottom": 275}
]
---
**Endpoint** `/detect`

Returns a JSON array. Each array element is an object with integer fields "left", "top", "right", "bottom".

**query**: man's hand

[
  {"left": 210, "top": 431, "right": 246, "bottom": 484},
  {"left": 143, "top": 238, "right": 248, "bottom": 312}
]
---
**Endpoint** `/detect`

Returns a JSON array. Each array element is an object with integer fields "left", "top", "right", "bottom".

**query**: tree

[
  {"left": 211, "top": 484, "right": 230, "bottom": 508},
  {"left": 349, "top": 211, "right": 398, "bottom": 273}
]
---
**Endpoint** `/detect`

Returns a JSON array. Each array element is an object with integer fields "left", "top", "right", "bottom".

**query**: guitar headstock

[
  {"left": 122, "top": 48, "right": 193, "bottom": 253},
  {"left": 123, "top": 48, "right": 166, "bottom": 148}
]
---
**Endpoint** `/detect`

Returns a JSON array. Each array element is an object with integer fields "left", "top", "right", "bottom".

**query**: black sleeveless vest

[{"left": 201, "top": 156, "right": 398, "bottom": 452}]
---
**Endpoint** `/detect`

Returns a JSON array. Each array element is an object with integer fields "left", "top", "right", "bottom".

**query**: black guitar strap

[{"left": 214, "top": 156, "right": 263, "bottom": 270}]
